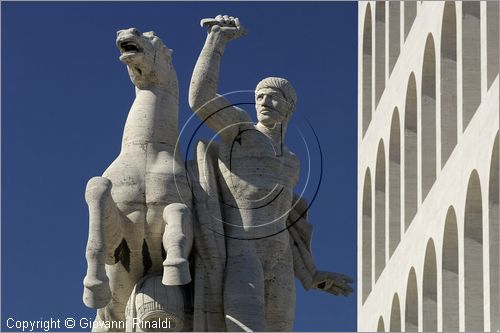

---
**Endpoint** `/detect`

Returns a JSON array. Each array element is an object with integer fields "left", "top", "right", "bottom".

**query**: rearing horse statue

[{"left": 82, "top": 28, "right": 193, "bottom": 329}]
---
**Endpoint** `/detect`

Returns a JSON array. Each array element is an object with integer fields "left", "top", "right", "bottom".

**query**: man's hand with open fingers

[{"left": 312, "top": 270, "right": 354, "bottom": 297}]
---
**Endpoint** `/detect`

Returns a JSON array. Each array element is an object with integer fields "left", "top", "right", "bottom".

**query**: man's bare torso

[{"left": 216, "top": 124, "right": 299, "bottom": 241}]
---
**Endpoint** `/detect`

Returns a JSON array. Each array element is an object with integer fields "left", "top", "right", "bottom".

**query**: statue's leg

[
  {"left": 162, "top": 203, "right": 193, "bottom": 285},
  {"left": 93, "top": 205, "right": 146, "bottom": 332},
  {"left": 264, "top": 260, "right": 296, "bottom": 331},
  {"left": 93, "top": 261, "right": 141, "bottom": 332},
  {"left": 224, "top": 242, "right": 266, "bottom": 331},
  {"left": 83, "top": 176, "right": 122, "bottom": 309}
]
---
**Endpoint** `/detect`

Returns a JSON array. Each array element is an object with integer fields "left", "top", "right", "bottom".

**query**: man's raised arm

[{"left": 189, "top": 15, "right": 251, "bottom": 137}]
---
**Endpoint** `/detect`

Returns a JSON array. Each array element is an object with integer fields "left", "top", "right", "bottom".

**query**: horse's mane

[{"left": 144, "top": 31, "right": 179, "bottom": 99}]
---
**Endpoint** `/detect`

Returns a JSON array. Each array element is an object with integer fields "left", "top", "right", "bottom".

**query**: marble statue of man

[{"left": 188, "top": 15, "right": 353, "bottom": 331}]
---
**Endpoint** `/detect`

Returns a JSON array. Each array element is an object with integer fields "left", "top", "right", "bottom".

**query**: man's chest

[{"left": 218, "top": 129, "right": 299, "bottom": 186}]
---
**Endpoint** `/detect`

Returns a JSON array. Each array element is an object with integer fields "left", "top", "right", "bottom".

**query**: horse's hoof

[
  {"left": 162, "top": 258, "right": 191, "bottom": 286},
  {"left": 83, "top": 277, "right": 111, "bottom": 309}
]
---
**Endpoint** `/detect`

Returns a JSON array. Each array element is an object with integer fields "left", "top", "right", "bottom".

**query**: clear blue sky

[{"left": 2, "top": 2, "right": 357, "bottom": 331}]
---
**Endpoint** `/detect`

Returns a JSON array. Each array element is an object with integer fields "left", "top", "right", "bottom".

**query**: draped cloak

[{"left": 188, "top": 140, "right": 318, "bottom": 331}]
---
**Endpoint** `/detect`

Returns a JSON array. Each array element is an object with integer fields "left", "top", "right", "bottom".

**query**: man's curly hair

[{"left": 255, "top": 77, "right": 297, "bottom": 112}]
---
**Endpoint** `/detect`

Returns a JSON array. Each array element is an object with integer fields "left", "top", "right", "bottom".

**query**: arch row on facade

[
  {"left": 360, "top": 1, "right": 499, "bottom": 142},
  {"left": 369, "top": 131, "right": 499, "bottom": 330},
  {"left": 359, "top": 2, "right": 499, "bottom": 303},
  {"left": 359, "top": 1, "right": 499, "bottom": 330},
  {"left": 361, "top": 1, "right": 417, "bottom": 137}
]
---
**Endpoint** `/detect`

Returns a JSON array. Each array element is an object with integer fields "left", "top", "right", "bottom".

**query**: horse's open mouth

[{"left": 119, "top": 40, "right": 142, "bottom": 56}]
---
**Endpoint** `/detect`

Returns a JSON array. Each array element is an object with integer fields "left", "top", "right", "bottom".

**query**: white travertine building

[{"left": 357, "top": 1, "right": 499, "bottom": 331}]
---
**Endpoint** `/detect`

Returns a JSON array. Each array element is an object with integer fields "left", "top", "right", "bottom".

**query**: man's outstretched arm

[
  {"left": 288, "top": 195, "right": 354, "bottom": 297},
  {"left": 189, "top": 15, "right": 251, "bottom": 138}
]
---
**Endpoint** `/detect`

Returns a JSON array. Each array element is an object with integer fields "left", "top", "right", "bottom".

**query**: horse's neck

[{"left": 121, "top": 84, "right": 179, "bottom": 154}]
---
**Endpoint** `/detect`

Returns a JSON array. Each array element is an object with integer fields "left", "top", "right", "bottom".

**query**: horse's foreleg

[
  {"left": 83, "top": 176, "right": 121, "bottom": 309},
  {"left": 162, "top": 203, "right": 193, "bottom": 286}
]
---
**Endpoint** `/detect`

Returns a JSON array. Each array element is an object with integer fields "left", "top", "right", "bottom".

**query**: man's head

[{"left": 255, "top": 77, "right": 296, "bottom": 127}]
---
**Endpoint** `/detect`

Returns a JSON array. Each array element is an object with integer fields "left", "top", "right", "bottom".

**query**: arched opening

[
  {"left": 375, "top": 141, "right": 386, "bottom": 281},
  {"left": 464, "top": 170, "right": 483, "bottom": 331},
  {"left": 421, "top": 34, "right": 437, "bottom": 200},
  {"left": 441, "top": 2, "right": 458, "bottom": 167},
  {"left": 375, "top": 2, "right": 386, "bottom": 107},
  {"left": 362, "top": 168, "right": 373, "bottom": 303},
  {"left": 462, "top": 2, "right": 481, "bottom": 130},
  {"left": 404, "top": 1, "right": 417, "bottom": 40},
  {"left": 405, "top": 267, "right": 419, "bottom": 331},
  {"left": 442, "top": 207, "right": 459, "bottom": 331},
  {"left": 490, "top": 133, "right": 499, "bottom": 331},
  {"left": 377, "top": 316, "right": 385, "bottom": 332},
  {"left": 389, "top": 2, "right": 400, "bottom": 75},
  {"left": 363, "top": 5, "right": 373, "bottom": 136},
  {"left": 423, "top": 239, "right": 437, "bottom": 331},
  {"left": 487, "top": 1, "right": 499, "bottom": 89},
  {"left": 390, "top": 294, "right": 401, "bottom": 332},
  {"left": 389, "top": 109, "right": 401, "bottom": 256},
  {"left": 404, "top": 73, "right": 418, "bottom": 230}
]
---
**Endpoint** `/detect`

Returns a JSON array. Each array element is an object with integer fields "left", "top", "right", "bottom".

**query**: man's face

[{"left": 255, "top": 87, "right": 291, "bottom": 127}]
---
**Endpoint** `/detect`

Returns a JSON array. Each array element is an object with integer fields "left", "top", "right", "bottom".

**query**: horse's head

[{"left": 116, "top": 28, "right": 176, "bottom": 90}]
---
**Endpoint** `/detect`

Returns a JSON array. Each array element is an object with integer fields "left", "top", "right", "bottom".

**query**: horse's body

[{"left": 83, "top": 28, "right": 192, "bottom": 330}]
